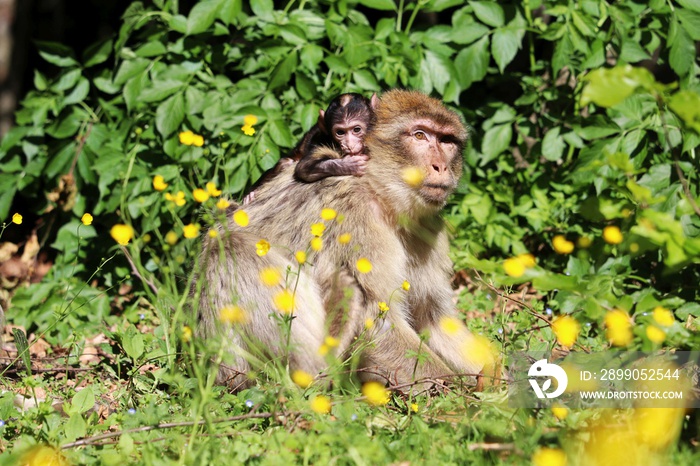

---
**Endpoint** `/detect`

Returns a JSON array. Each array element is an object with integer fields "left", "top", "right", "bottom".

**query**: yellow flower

[
  {"left": 259, "top": 267, "right": 282, "bottom": 287},
  {"left": 193, "top": 188, "right": 210, "bottom": 203},
  {"left": 320, "top": 208, "right": 337, "bottom": 221},
  {"left": 181, "top": 326, "right": 193, "bottom": 343},
  {"left": 551, "top": 315, "right": 580, "bottom": 348},
  {"left": 652, "top": 306, "right": 674, "bottom": 327},
  {"left": 233, "top": 210, "right": 249, "bottom": 227},
  {"left": 362, "top": 381, "right": 390, "bottom": 406},
  {"left": 219, "top": 305, "right": 247, "bottom": 324},
  {"left": 242, "top": 124, "right": 255, "bottom": 136},
  {"left": 402, "top": 280, "right": 411, "bottom": 291},
  {"left": 310, "top": 395, "right": 332, "bottom": 414},
  {"left": 503, "top": 257, "right": 526, "bottom": 277},
  {"left": 364, "top": 318, "right": 375, "bottom": 329},
  {"left": 324, "top": 336, "right": 339, "bottom": 348},
  {"left": 516, "top": 253, "right": 536, "bottom": 268},
  {"left": 216, "top": 198, "right": 231, "bottom": 209},
  {"left": 310, "top": 237, "right": 322, "bottom": 251},
  {"left": 110, "top": 224, "right": 135, "bottom": 245},
  {"left": 531, "top": 447, "right": 566, "bottom": 466},
  {"left": 577, "top": 236, "right": 592, "bottom": 248},
  {"left": 378, "top": 302, "right": 389, "bottom": 314},
  {"left": 153, "top": 175, "right": 168, "bottom": 191},
  {"left": 20, "top": 445, "right": 70, "bottom": 466},
  {"left": 292, "top": 370, "right": 314, "bottom": 388},
  {"left": 243, "top": 114, "right": 258, "bottom": 126},
  {"left": 183, "top": 223, "right": 200, "bottom": 239},
  {"left": 310, "top": 222, "right": 325, "bottom": 237},
  {"left": 602, "top": 225, "right": 623, "bottom": 244},
  {"left": 274, "top": 289, "right": 295, "bottom": 314},
  {"left": 81, "top": 213, "right": 93, "bottom": 226},
  {"left": 11, "top": 213, "right": 22, "bottom": 225},
  {"left": 604, "top": 309, "right": 633, "bottom": 347},
  {"left": 410, "top": 403, "right": 418, "bottom": 413},
  {"left": 165, "top": 190, "right": 186, "bottom": 207},
  {"left": 356, "top": 258, "right": 372, "bottom": 273},
  {"left": 143, "top": 234, "right": 151, "bottom": 243},
  {"left": 179, "top": 130, "right": 204, "bottom": 146},
  {"left": 551, "top": 405, "right": 568, "bottom": 420},
  {"left": 165, "top": 231, "right": 178, "bottom": 245},
  {"left": 552, "top": 235, "right": 574, "bottom": 254},
  {"left": 646, "top": 325, "right": 666, "bottom": 344},
  {"left": 256, "top": 239, "right": 270, "bottom": 256},
  {"left": 208, "top": 229, "right": 218, "bottom": 238},
  {"left": 318, "top": 343, "right": 330, "bottom": 356},
  {"left": 295, "top": 250, "right": 307, "bottom": 264},
  {"left": 401, "top": 166, "right": 425, "bottom": 187},
  {"left": 338, "top": 233, "right": 352, "bottom": 244},
  {"left": 439, "top": 316, "right": 461, "bottom": 335},
  {"left": 206, "top": 181, "right": 222, "bottom": 196}
]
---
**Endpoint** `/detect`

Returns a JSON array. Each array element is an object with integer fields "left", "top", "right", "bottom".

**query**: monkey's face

[
  {"left": 333, "top": 120, "right": 367, "bottom": 156},
  {"left": 403, "top": 119, "right": 463, "bottom": 206}
]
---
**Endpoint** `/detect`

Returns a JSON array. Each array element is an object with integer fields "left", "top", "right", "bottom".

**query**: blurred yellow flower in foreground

[
  {"left": 604, "top": 308, "right": 633, "bottom": 347},
  {"left": 603, "top": 225, "right": 623, "bottom": 244},
  {"left": 645, "top": 325, "right": 666, "bottom": 344},
  {"left": 401, "top": 166, "right": 425, "bottom": 187},
  {"left": 274, "top": 289, "right": 295, "bottom": 314},
  {"left": 219, "top": 305, "right": 247, "bottom": 325},
  {"left": 181, "top": 326, "right": 192, "bottom": 343},
  {"left": 110, "top": 224, "right": 134, "bottom": 245},
  {"left": 291, "top": 370, "right": 313, "bottom": 388},
  {"left": 551, "top": 315, "right": 580, "bottom": 348},
  {"left": 320, "top": 208, "right": 337, "bottom": 220},
  {"left": 295, "top": 250, "right": 307, "bottom": 264},
  {"left": 165, "top": 191, "right": 186, "bottom": 207},
  {"left": 243, "top": 114, "right": 258, "bottom": 126},
  {"left": 310, "top": 395, "right": 331, "bottom": 414},
  {"left": 12, "top": 213, "right": 22, "bottom": 225},
  {"left": 179, "top": 130, "right": 204, "bottom": 147},
  {"left": 21, "top": 444, "right": 70, "bottom": 466},
  {"left": 652, "top": 306, "right": 674, "bottom": 327},
  {"left": 552, "top": 235, "right": 574, "bottom": 254},
  {"left": 356, "top": 258, "right": 372, "bottom": 273},
  {"left": 193, "top": 188, "right": 210, "bottom": 203},
  {"left": 216, "top": 198, "right": 230, "bottom": 209},
  {"left": 256, "top": 239, "right": 270, "bottom": 256},
  {"left": 338, "top": 233, "right": 352, "bottom": 244},
  {"left": 551, "top": 404, "right": 568, "bottom": 420},
  {"left": 310, "top": 237, "right": 322, "bottom": 251},
  {"left": 165, "top": 231, "right": 178, "bottom": 245},
  {"left": 439, "top": 316, "right": 461, "bottom": 335},
  {"left": 259, "top": 267, "right": 282, "bottom": 287},
  {"left": 183, "top": 223, "right": 200, "bottom": 239},
  {"left": 503, "top": 253, "right": 536, "bottom": 277},
  {"left": 233, "top": 210, "right": 249, "bottom": 227},
  {"left": 206, "top": 181, "right": 222, "bottom": 196},
  {"left": 81, "top": 213, "right": 93, "bottom": 226},
  {"left": 531, "top": 447, "right": 566, "bottom": 466},
  {"left": 362, "top": 381, "right": 390, "bottom": 406},
  {"left": 310, "top": 223, "right": 325, "bottom": 237},
  {"left": 153, "top": 175, "right": 168, "bottom": 191}
]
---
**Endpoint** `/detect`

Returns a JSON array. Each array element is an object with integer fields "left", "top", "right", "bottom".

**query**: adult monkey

[{"left": 194, "top": 90, "right": 483, "bottom": 390}]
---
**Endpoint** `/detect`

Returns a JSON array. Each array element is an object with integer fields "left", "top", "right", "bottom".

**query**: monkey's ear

[
  {"left": 370, "top": 93, "right": 379, "bottom": 109},
  {"left": 317, "top": 109, "right": 327, "bottom": 133}
]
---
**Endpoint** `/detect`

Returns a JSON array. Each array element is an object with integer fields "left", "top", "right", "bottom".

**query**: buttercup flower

[
  {"left": 295, "top": 250, "right": 307, "bottom": 264},
  {"left": 81, "top": 213, "right": 93, "bottom": 226},
  {"left": 219, "top": 305, "right": 247, "bottom": 324},
  {"left": 12, "top": 213, "right": 22, "bottom": 225},
  {"left": 552, "top": 235, "right": 574, "bottom": 254},
  {"left": 604, "top": 309, "right": 633, "bottom": 347},
  {"left": 310, "top": 223, "right": 325, "bottom": 237},
  {"left": 503, "top": 257, "right": 526, "bottom": 277},
  {"left": 338, "top": 233, "right": 352, "bottom": 244},
  {"left": 181, "top": 326, "right": 193, "bottom": 343},
  {"left": 401, "top": 166, "right": 425, "bottom": 187},
  {"left": 208, "top": 230, "right": 218, "bottom": 238},
  {"left": 364, "top": 318, "right": 374, "bottom": 329},
  {"left": 292, "top": 370, "right": 314, "bottom": 388},
  {"left": 243, "top": 114, "right": 258, "bottom": 126},
  {"left": 256, "top": 239, "right": 270, "bottom": 256},
  {"left": 362, "top": 381, "right": 390, "bottom": 406},
  {"left": 320, "top": 208, "right": 337, "bottom": 221},
  {"left": 193, "top": 188, "right": 210, "bottom": 203},
  {"left": 233, "top": 210, "right": 249, "bottom": 227},
  {"left": 532, "top": 447, "right": 566, "bottom": 466},
  {"left": 646, "top": 325, "right": 666, "bottom": 344},
  {"left": 310, "top": 395, "right": 331, "bottom": 414},
  {"left": 179, "top": 130, "right": 204, "bottom": 147},
  {"left": 165, "top": 191, "right": 186, "bottom": 207},
  {"left": 216, "top": 198, "right": 230, "bottom": 209},
  {"left": 241, "top": 125, "right": 255, "bottom": 136},
  {"left": 274, "top": 289, "right": 295, "bottom": 314},
  {"left": 259, "top": 267, "right": 282, "bottom": 287},
  {"left": 110, "top": 224, "right": 134, "bottom": 245},
  {"left": 310, "top": 237, "right": 322, "bottom": 251},
  {"left": 356, "top": 258, "right": 372, "bottom": 273},
  {"left": 551, "top": 315, "right": 580, "bottom": 348},
  {"left": 439, "top": 316, "right": 461, "bottom": 335},
  {"left": 378, "top": 302, "right": 389, "bottom": 314},
  {"left": 183, "top": 223, "right": 200, "bottom": 239},
  {"left": 165, "top": 231, "right": 178, "bottom": 245},
  {"left": 206, "top": 181, "right": 222, "bottom": 196},
  {"left": 577, "top": 236, "right": 592, "bottom": 248},
  {"left": 551, "top": 405, "right": 568, "bottom": 420},
  {"left": 603, "top": 225, "right": 623, "bottom": 244},
  {"left": 652, "top": 306, "right": 674, "bottom": 327},
  {"left": 153, "top": 175, "right": 168, "bottom": 191}
]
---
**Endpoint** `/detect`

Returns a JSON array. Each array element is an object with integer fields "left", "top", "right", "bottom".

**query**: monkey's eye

[
  {"left": 413, "top": 131, "right": 427, "bottom": 140},
  {"left": 353, "top": 126, "right": 363, "bottom": 134},
  {"left": 335, "top": 130, "right": 345, "bottom": 136}
]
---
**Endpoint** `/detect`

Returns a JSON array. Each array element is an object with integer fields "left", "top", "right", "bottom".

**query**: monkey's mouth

[{"left": 420, "top": 184, "right": 452, "bottom": 204}]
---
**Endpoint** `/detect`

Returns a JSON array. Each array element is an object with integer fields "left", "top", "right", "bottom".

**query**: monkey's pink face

[
  {"left": 404, "top": 119, "right": 463, "bottom": 205},
  {"left": 333, "top": 120, "right": 367, "bottom": 156}
]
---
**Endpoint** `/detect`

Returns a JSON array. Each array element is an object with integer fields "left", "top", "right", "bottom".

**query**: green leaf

[
  {"left": 676, "top": 302, "right": 700, "bottom": 320},
  {"left": 35, "top": 41, "right": 78, "bottom": 67},
  {"left": 268, "top": 119, "right": 294, "bottom": 147},
  {"left": 46, "top": 107, "right": 85, "bottom": 139},
  {"left": 541, "top": 127, "right": 566, "bottom": 161},
  {"left": 187, "top": 0, "right": 222, "bottom": 35},
  {"left": 677, "top": 8, "right": 700, "bottom": 40},
  {"left": 218, "top": 0, "right": 242, "bottom": 24},
  {"left": 424, "top": 51, "right": 453, "bottom": 94},
  {"left": 677, "top": 0, "right": 700, "bottom": 12},
  {"left": 83, "top": 38, "right": 113, "bottom": 67},
  {"left": 669, "top": 90, "right": 700, "bottom": 133},
  {"left": 122, "top": 330, "right": 145, "bottom": 360},
  {"left": 63, "top": 78, "right": 90, "bottom": 106},
  {"left": 268, "top": 51, "right": 298, "bottom": 91},
  {"left": 357, "top": 0, "right": 396, "bottom": 11},
  {"left": 580, "top": 65, "right": 654, "bottom": 107},
  {"left": 65, "top": 414, "right": 87, "bottom": 442},
  {"left": 353, "top": 70, "right": 380, "bottom": 90},
  {"left": 491, "top": 27, "right": 521, "bottom": 73},
  {"left": 156, "top": 93, "right": 185, "bottom": 138},
  {"left": 480, "top": 124, "right": 512, "bottom": 165},
  {"left": 668, "top": 19, "right": 695, "bottom": 76},
  {"left": 619, "top": 39, "right": 651, "bottom": 63},
  {"left": 471, "top": 1, "right": 504, "bottom": 27},
  {"left": 454, "top": 36, "right": 490, "bottom": 89},
  {"left": 71, "top": 387, "right": 96, "bottom": 414},
  {"left": 12, "top": 329, "right": 31, "bottom": 374}
]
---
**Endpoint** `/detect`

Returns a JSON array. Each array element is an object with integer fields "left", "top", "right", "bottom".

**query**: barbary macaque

[
  {"left": 193, "top": 90, "right": 483, "bottom": 390},
  {"left": 243, "top": 93, "right": 377, "bottom": 203}
]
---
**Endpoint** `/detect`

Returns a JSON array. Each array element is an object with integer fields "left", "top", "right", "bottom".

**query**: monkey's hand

[
  {"left": 243, "top": 191, "right": 255, "bottom": 204},
  {"left": 335, "top": 154, "right": 369, "bottom": 176}
]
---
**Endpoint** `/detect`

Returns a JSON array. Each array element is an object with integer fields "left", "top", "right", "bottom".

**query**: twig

[
  {"left": 120, "top": 246, "right": 159, "bottom": 295},
  {"left": 61, "top": 412, "right": 275, "bottom": 449}
]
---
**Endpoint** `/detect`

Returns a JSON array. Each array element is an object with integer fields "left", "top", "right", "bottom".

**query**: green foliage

[{"left": 0, "top": 0, "right": 699, "bottom": 464}]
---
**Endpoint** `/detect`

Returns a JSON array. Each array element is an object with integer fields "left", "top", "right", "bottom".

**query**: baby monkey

[{"left": 243, "top": 93, "right": 377, "bottom": 203}]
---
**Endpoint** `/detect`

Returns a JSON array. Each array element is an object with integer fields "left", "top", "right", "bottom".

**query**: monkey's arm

[{"left": 295, "top": 146, "right": 369, "bottom": 182}]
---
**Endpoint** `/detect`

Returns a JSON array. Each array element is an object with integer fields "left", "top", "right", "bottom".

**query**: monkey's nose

[{"left": 432, "top": 164, "right": 447, "bottom": 173}]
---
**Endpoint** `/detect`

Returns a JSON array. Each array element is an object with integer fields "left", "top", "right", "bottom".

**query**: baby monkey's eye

[
  {"left": 353, "top": 126, "right": 363, "bottom": 134},
  {"left": 335, "top": 130, "right": 345, "bottom": 136}
]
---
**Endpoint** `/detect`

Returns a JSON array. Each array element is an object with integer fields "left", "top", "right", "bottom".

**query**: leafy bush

[{"left": 0, "top": 0, "right": 698, "bottom": 464}]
